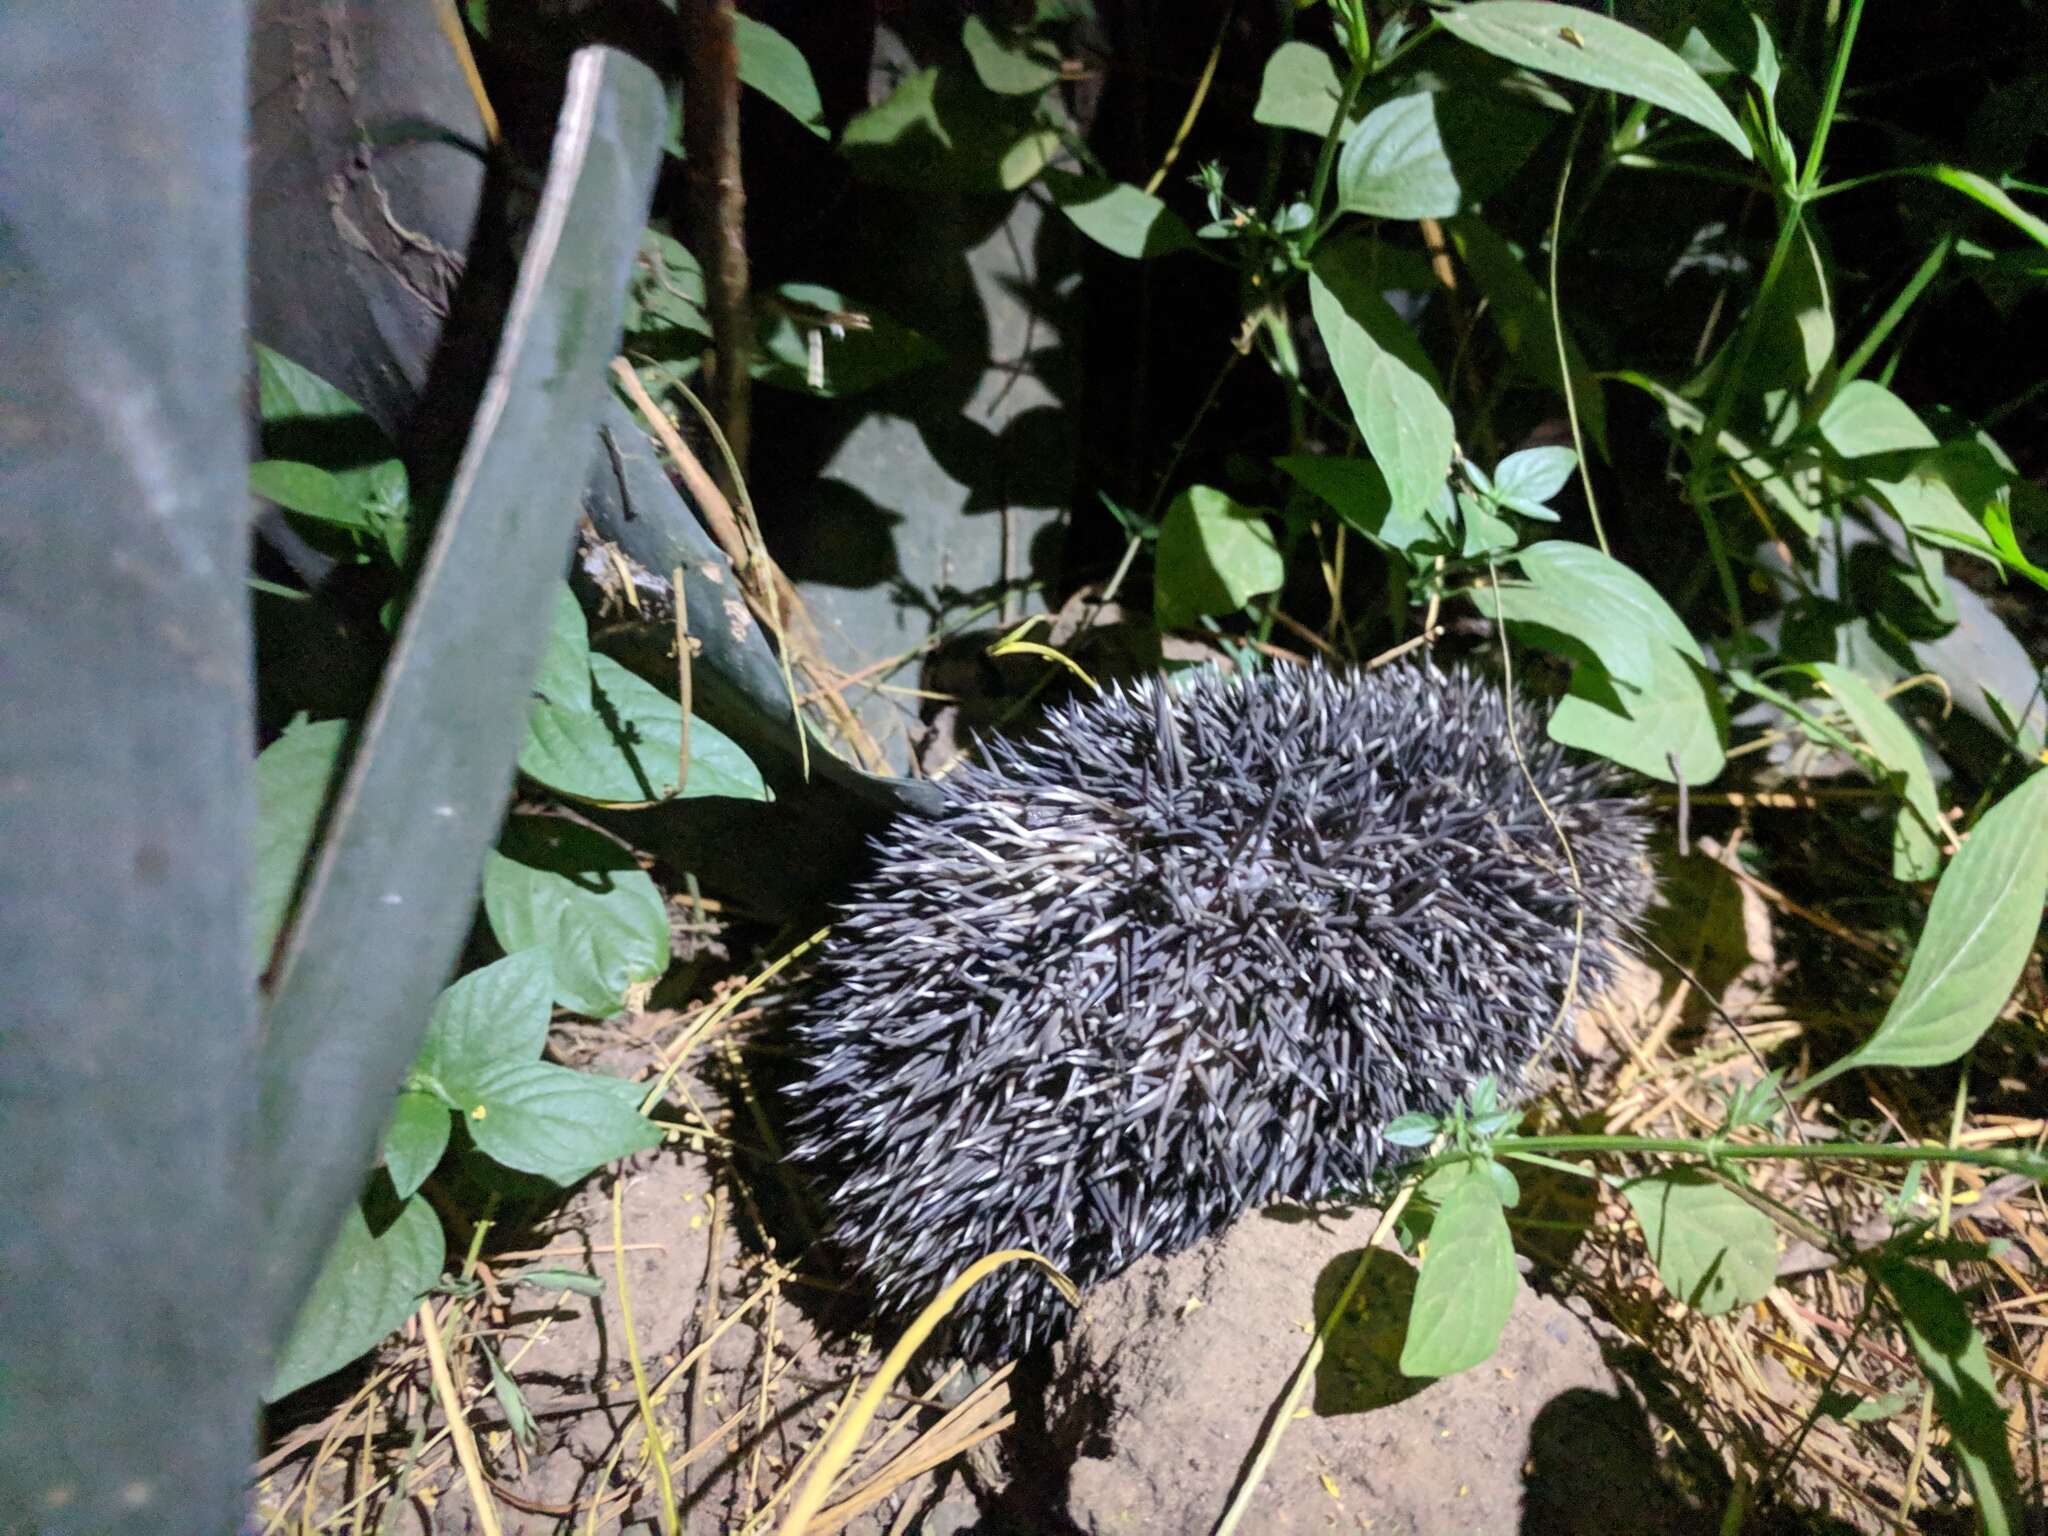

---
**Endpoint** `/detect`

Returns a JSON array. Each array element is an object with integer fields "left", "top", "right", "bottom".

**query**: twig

[
  {"left": 681, "top": 0, "right": 753, "bottom": 476},
  {"left": 419, "top": 1300, "right": 506, "bottom": 1536},
  {"left": 673, "top": 566, "right": 692, "bottom": 794},
  {"left": 1144, "top": 2, "right": 1232, "bottom": 195}
]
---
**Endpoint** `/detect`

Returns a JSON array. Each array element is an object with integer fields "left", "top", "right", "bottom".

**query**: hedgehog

[{"left": 785, "top": 660, "right": 1655, "bottom": 1361}]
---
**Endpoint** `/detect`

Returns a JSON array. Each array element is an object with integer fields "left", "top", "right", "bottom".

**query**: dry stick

[
  {"left": 1211, "top": 1182, "right": 1421, "bottom": 1536},
  {"left": 419, "top": 1300, "right": 506, "bottom": 1536},
  {"left": 615, "top": 1177, "right": 680, "bottom": 1536},
  {"left": 681, "top": 0, "right": 753, "bottom": 475},
  {"left": 1143, "top": 1, "right": 1232, "bottom": 194},
  {"left": 775, "top": 1251, "right": 1077, "bottom": 1536},
  {"left": 1546, "top": 111, "right": 1607, "bottom": 556},
  {"left": 432, "top": 0, "right": 499, "bottom": 145},
  {"left": 685, "top": 1189, "right": 725, "bottom": 1519},
  {"left": 673, "top": 565, "right": 692, "bottom": 794}
]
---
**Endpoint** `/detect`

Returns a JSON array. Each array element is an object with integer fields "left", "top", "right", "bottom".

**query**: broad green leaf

[
  {"left": 1336, "top": 93, "right": 1465, "bottom": 219},
  {"left": 1309, "top": 241, "right": 1455, "bottom": 528},
  {"left": 623, "top": 229, "right": 709, "bottom": 340},
  {"left": 1154, "top": 486, "right": 1285, "bottom": 631},
  {"left": 1479, "top": 539, "right": 1702, "bottom": 689},
  {"left": 1923, "top": 165, "right": 2048, "bottom": 252},
  {"left": 249, "top": 460, "right": 370, "bottom": 531},
  {"left": 533, "top": 584, "right": 594, "bottom": 712},
  {"left": 1449, "top": 220, "right": 1606, "bottom": 456},
  {"left": 1818, "top": 380, "right": 1937, "bottom": 458},
  {"left": 732, "top": 14, "right": 826, "bottom": 137},
  {"left": 1399, "top": 1162, "right": 1519, "bottom": 1377},
  {"left": 1383, "top": 1113, "right": 1440, "bottom": 1148},
  {"left": 1044, "top": 171, "right": 1196, "bottom": 259},
  {"left": 1336, "top": 78, "right": 1551, "bottom": 220},
  {"left": 1491, "top": 447, "right": 1576, "bottom": 509},
  {"left": 1803, "top": 768, "right": 2048, "bottom": 1090},
  {"left": 255, "top": 342, "right": 374, "bottom": 424},
  {"left": 383, "top": 1091, "right": 450, "bottom": 1202},
  {"left": 1253, "top": 41, "right": 1351, "bottom": 136},
  {"left": 753, "top": 282, "right": 945, "bottom": 397},
  {"left": 459, "top": 1060, "right": 665, "bottom": 1186},
  {"left": 1880, "top": 1261, "right": 2024, "bottom": 1534},
  {"left": 521, "top": 652, "right": 767, "bottom": 806},
  {"left": 1809, "top": 663, "right": 1944, "bottom": 881},
  {"left": 1547, "top": 648, "right": 1728, "bottom": 785},
  {"left": 840, "top": 65, "right": 1052, "bottom": 193},
  {"left": 1434, "top": 1, "right": 1751, "bottom": 160},
  {"left": 1621, "top": 1169, "right": 1777, "bottom": 1316},
  {"left": 267, "top": 1192, "right": 444, "bottom": 1401},
  {"left": 252, "top": 717, "right": 348, "bottom": 971},
  {"left": 252, "top": 344, "right": 410, "bottom": 554},
  {"left": 1277, "top": 454, "right": 1443, "bottom": 553},
  {"left": 962, "top": 15, "right": 1060, "bottom": 96},
  {"left": 484, "top": 816, "right": 671, "bottom": 1019},
  {"left": 1866, "top": 446, "right": 1998, "bottom": 560},
  {"left": 412, "top": 950, "right": 555, "bottom": 1098}
]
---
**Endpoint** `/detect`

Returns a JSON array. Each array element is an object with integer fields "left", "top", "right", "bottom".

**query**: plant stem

[
  {"left": 1799, "top": 0, "right": 1867, "bottom": 198},
  {"left": 681, "top": 0, "right": 753, "bottom": 480},
  {"left": 1836, "top": 232, "right": 1953, "bottom": 387},
  {"left": 1478, "top": 1133, "right": 2043, "bottom": 1179}
]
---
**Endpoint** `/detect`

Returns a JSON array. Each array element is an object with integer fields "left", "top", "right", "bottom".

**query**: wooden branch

[{"left": 681, "top": 0, "right": 753, "bottom": 479}]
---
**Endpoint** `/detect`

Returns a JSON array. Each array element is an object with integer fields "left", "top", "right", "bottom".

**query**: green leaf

[
  {"left": 383, "top": 1092, "right": 451, "bottom": 1202},
  {"left": 509, "top": 1266, "right": 606, "bottom": 1297},
  {"left": 1336, "top": 77, "right": 1551, "bottom": 220},
  {"left": 962, "top": 15, "right": 1060, "bottom": 96},
  {"left": 1277, "top": 454, "right": 1442, "bottom": 553},
  {"left": 1309, "top": 240, "right": 1455, "bottom": 529},
  {"left": 533, "top": 584, "right": 595, "bottom": 711},
  {"left": 413, "top": 950, "right": 556, "bottom": 1096},
  {"left": 252, "top": 344, "right": 410, "bottom": 553},
  {"left": 252, "top": 717, "right": 348, "bottom": 972},
  {"left": 484, "top": 816, "right": 671, "bottom": 1020},
  {"left": 623, "top": 230, "right": 710, "bottom": 341},
  {"left": 1383, "top": 1113, "right": 1441, "bottom": 1148},
  {"left": 520, "top": 653, "right": 768, "bottom": 806},
  {"left": 267, "top": 1192, "right": 444, "bottom": 1401},
  {"left": 485, "top": 1346, "right": 540, "bottom": 1452},
  {"left": 1399, "top": 1162, "right": 1519, "bottom": 1378},
  {"left": 731, "top": 14, "right": 826, "bottom": 137},
  {"left": 1621, "top": 1169, "right": 1777, "bottom": 1316},
  {"left": 1613, "top": 368, "right": 1818, "bottom": 537},
  {"left": 1922, "top": 165, "right": 2048, "bottom": 252},
  {"left": 1547, "top": 647, "right": 1728, "bottom": 785},
  {"left": 1044, "top": 171, "right": 1196, "bottom": 259},
  {"left": 458, "top": 1060, "right": 665, "bottom": 1186},
  {"left": 1818, "top": 380, "right": 1938, "bottom": 457},
  {"left": 1803, "top": 768, "right": 2048, "bottom": 1091},
  {"left": 1154, "top": 486, "right": 1285, "bottom": 631},
  {"left": 753, "top": 282, "right": 945, "bottom": 397},
  {"left": 1879, "top": 1261, "right": 2023, "bottom": 1534},
  {"left": 1336, "top": 92, "right": 1465, "bottom": 219},
  {"left": 1434, "top": 1, "right": 1751, "bottom": 160},
  {"left": 1480, "top": 539, "right": 1702, "bottom": 689},
  {"left": 1808, "top": 663, "right": 1944, "bottom": 881},
  {"left": 1253, "top": 40, "right": 1352, "bottom": 136},
  {"left": 248, "top": 460, "right": 370, "bottom": 531},
  {"left": 840, "top": 65, "right": 1053, "bottom": 193},
  {"left": 1491, "top": 447, "right": 1576, "bottom": 508}
]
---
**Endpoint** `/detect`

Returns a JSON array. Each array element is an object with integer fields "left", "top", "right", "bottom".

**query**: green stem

[
  {"left": 1476, "top": 1134, "right": 2043, "bottom": 1179},
  {"left": 1836, "top": 232, "right": 1953, "bottom": 388},
  {"left": 1799, "top": 0, "right": 1867, "bottom": 198},
  {"left": 1306, "top": 59, "right": 1367, "bottom": 225}
]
